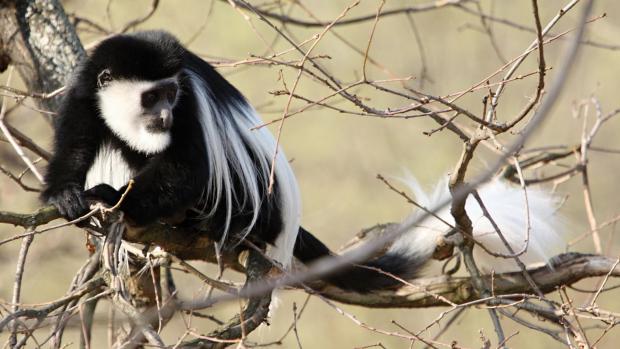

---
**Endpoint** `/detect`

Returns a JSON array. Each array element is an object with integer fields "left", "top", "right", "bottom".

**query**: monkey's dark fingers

[{"left": 47, "top": 187, "right": 90, "bottom": 221}]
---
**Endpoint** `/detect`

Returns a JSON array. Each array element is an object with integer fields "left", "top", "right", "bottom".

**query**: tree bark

[{"left": 0, "top": 0, "right": 84, "bottom": 111}]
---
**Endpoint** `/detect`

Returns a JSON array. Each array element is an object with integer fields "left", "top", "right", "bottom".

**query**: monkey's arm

[
  {"left": 41, "top": 96, "right": 102, "bottom": 219},
  {"left": 85, "top": 147, "right": 206, "bottom": 226}
]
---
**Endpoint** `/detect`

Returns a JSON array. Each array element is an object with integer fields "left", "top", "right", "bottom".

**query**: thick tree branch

[{"left": 309, "top": 253, "right": 616, "bottom": 308}]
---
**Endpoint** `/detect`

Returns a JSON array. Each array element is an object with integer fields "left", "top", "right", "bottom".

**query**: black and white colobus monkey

[{"left": 42, "top": 31, "right": 563, "bottom": 292}]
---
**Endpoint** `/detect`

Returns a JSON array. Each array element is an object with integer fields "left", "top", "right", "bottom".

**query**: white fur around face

[{"left": 97, "top": 79, "right": 175, "bottom": 154}]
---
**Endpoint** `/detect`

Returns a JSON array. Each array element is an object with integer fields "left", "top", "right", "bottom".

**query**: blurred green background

[{"left": 1, "top": 0, "right": 620, "bottom": 347}]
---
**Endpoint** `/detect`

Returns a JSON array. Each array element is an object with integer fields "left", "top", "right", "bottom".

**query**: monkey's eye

[
  {"left": 142, "top": 91, "right": 158, "bottom": 108},
  {"left": 97, "top": 69, "right": 113, "bottom": 88},
  {"left": 166, "top": 89, "right": 177, "bottom": 104}
]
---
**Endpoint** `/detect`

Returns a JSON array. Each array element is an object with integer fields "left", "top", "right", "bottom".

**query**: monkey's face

[{"left": 96, "top": 70, "right": 180, "bottom": 155}]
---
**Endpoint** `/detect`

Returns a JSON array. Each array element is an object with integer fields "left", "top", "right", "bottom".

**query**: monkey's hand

[
  {"left": 83, "top": 184, "right": 122, "bottom": 208},
  {"left": 44, "top": 184, "right": 89, "bottom": 221}
]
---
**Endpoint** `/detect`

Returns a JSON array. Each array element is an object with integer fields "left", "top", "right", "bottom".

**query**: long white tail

[
  {"left": 293, "top": 176, "right": 565, "bottom": 292},
  {"left": 389, "top": 176, "right": 564, "bottom": 273}
]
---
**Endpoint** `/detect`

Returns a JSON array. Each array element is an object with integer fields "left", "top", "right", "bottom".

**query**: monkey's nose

[{"left": 160, "top": 109, "right": 172, "bottom": 129}]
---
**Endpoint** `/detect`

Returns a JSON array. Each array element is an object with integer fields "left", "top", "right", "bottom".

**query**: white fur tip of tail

[
  {"left": 470, "top": 179, "right": 564, "bottom": 272},
  {"left": 392, "top": 176, "right": 564, "bottom": 273}
]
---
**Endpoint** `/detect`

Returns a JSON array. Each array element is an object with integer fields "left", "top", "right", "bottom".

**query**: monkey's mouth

[
  {"left": 146, "top": 124, "right": 170, "bottom": 133},
  {"left": 144, "top": 113, "right": 173, "bottom": 133}
]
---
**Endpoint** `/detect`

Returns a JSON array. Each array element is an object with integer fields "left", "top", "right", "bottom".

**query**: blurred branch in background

[{"left": 1, "top": 0, "right": 620, "bottom": 348}]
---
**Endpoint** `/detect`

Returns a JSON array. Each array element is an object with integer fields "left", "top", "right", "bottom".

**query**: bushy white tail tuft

[{"left": 389, "top": 176, "right": 564, "bottom": 273}]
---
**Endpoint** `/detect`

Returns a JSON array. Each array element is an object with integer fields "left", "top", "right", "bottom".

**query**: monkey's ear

[{"left": 97, "top": 69, "right": 113, "bottom": 88}]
